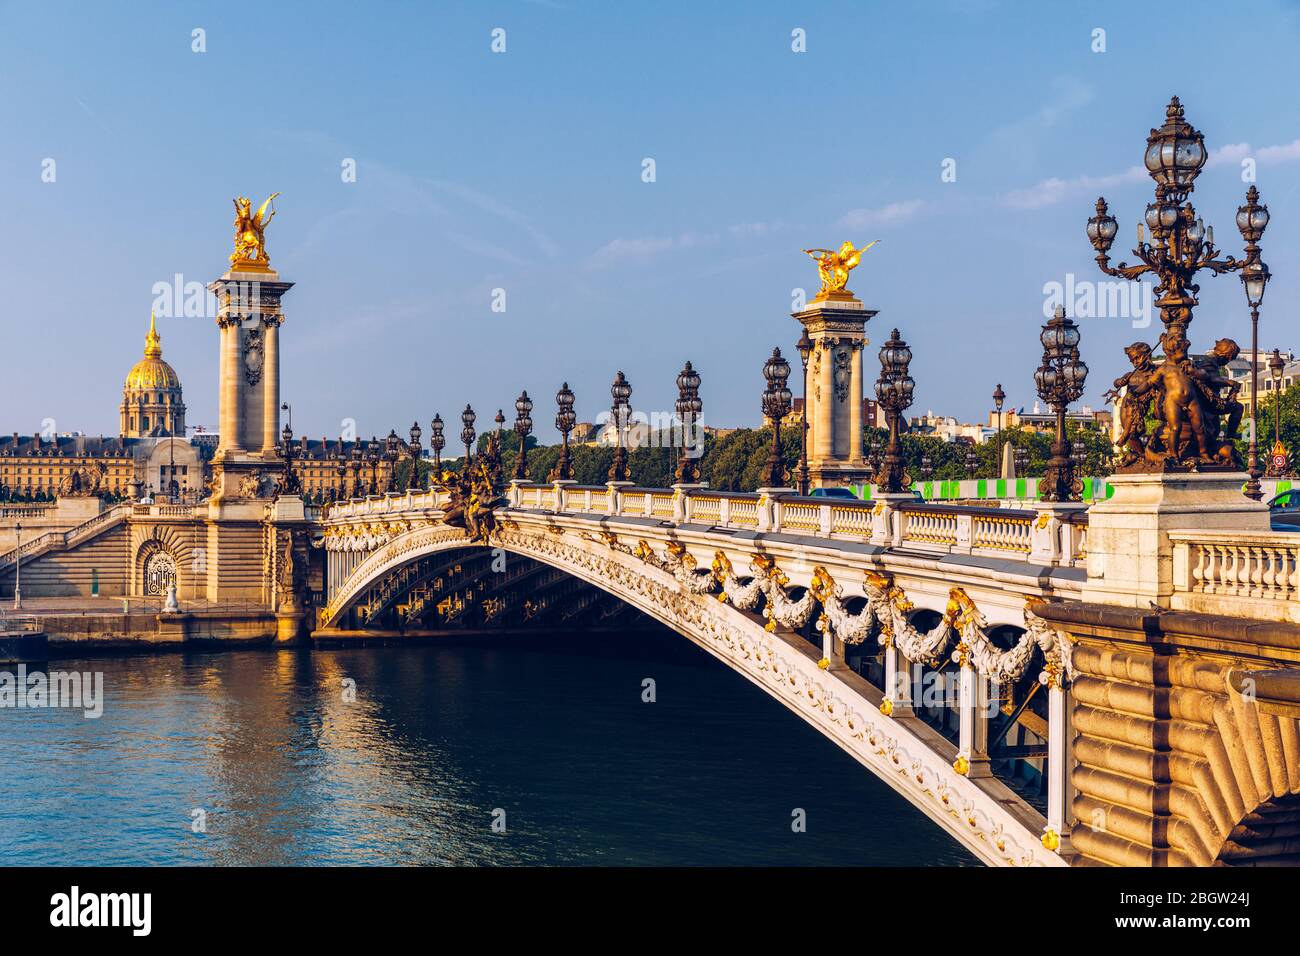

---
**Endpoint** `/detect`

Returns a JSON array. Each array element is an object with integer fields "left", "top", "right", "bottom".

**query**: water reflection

[{"left": 0, "top": 630, "right": 975, "bottom": 866}]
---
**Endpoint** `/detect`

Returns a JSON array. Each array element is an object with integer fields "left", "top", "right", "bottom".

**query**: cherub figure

[
  {"left": 1134, "top": 331, "right": 1212, "bottom": 463},
  {"left": 1104, "top": 342, "right": 1157, "bottom": 465},
  {"left": 1188, "top": 338, "right": 1244, "bottom": 464}
]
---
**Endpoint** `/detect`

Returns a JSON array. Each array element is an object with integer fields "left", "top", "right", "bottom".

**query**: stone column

[
  {"left": 848, "top": 342, "right": 863, "bottom": 463},
  {"left": 1042, "top": 678, "right": 1072, "bottom": 853},
  {"left": 955, "top": 653, "right": 991, "bottom": 778},
  {"left": 881, "top": 642, "right": 913, "bottom": 717},
  {"left": 261, "top": 320, "right": 280, "bottom": 456},
  {"left": 815, "top": 342, "right": 834, "bottom": 459},
  {"left": 217, "top": 321, "right": 244, "bottom": 455}
]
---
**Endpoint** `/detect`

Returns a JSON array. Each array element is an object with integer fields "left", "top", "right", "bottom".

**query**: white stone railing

[
  {"left": 318, "top": 481, "right": 1089, "bottom": 569},
  {"left": 1171, "top": 530, "right": 1300, "bottom": 621},
  {"left": 0, "top": 503, "right": 132, "bottom": 571}
]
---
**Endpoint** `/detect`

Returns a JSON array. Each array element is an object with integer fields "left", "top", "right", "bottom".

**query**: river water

[{"left": 0, "top": 629, "right": 974, "bottom": 866}]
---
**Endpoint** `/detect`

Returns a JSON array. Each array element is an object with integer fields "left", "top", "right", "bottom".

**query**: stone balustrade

[
  {"left": 1171, "top": 529, "right": 1300, "bottom": 623},
  {"left": 323, "top": 481, "right": 1090, "bottom": 570}
]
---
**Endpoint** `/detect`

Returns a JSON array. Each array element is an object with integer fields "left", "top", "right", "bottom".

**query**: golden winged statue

[
  {"left": 230, "top": 193, "right": 281, "bottom": 267},
  {"left": 803, "top": 239, "right": 880, "bottom": 299}
]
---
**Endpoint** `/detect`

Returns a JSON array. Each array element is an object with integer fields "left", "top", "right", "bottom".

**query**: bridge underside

[{"left": 317, "top": 545, "right": 651, "bottom": 637}]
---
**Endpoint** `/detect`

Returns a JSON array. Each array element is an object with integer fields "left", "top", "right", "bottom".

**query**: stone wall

[{"left": 1036, "top": 601, "right": 1300, "bottom": 866}]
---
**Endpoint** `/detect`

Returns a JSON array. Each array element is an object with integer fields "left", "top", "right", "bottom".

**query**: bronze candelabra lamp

[
  {"left": 760, "top": 348, "right": 792, "bottom": 489},
  {"left": 674, "top": 361, "right": 703, "bottom": 484},
  {"left": 1034, "top": 306, "right": 1089, "bottom": 501},
  {"left": 1086, "top": 97, "right": 1270, "bottom": 496},
  {"left": 874, "top": 329, "right": 915, "bottom": 493}
]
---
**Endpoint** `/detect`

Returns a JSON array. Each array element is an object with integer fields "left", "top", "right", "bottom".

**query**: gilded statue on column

[
  {"left": 803, "top": 240, "right": 879, "bottom": 300},
  {"left": 230, "top": 193, "right": 281, "bottom": 268}
]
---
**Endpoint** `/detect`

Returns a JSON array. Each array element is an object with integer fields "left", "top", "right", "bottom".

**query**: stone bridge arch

[{"left": 320, "top": 520, "right": 1062, "bottom": 867}]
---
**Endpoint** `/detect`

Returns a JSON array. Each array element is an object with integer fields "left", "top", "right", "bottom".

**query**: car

[
  {"left": 809, "top": 486, "right": 860, "bottom": 500},
  {"left": 1268, "top": 489, "right": 1300, "bottom": 531}
]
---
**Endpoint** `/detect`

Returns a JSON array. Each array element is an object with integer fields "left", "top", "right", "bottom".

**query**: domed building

[{"left": 120, "top": 313, "right": 185, "bottom": 438}]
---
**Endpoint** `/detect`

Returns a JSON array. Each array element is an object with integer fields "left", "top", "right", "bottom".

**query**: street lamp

[
  {"left": 408, "top": 421, "right": 423, "bottom": 490},
  {"left": 875, "top": 330, "right": 915, "bottom": 493},
  {"left": 1015, "top": 445, "right": 1028, "bottom": 479},
  {"left": 460, "top": 405, "right": 476, "bottom": 467},
  {"left": 965, "top": 447, "right": 978, "bottom": 478},
  {"left": 12, "top": 521, "right": 21, "bottom": 609},
  {"left": 1238, "top": 187, "right": 1272, "bottom": 499},
  {"left": 1034, "top": 306, "right": 1089, "bottom": 502},
  {"left": 553, "top": 383, "right": 576, "bottom": 481},
  {"left": 1268, "top": 348, "right": 1287, "bottom": 477},
  {"left": 608, "top": 371, "right": 632, "bottom": 483},
  {"left": 796, "top": 330, "right": 813, "bottom": 494},
  {"left": 368, "top": 442, "right": 382, "bottom": 496},
  {"left": 993, "top": 383, "right": 1006, "bottom": 477},
  {"left": 1072, "top": 438, "right": 1087, "bottom": 475},
  {"left": 280, "top": 419, "right": 300, "bottom": 496},
  {"left": 384, "top": 430, "right": 400, "bottom": 493},
  {"left": 674, "top": 361, "right": 703, "bottom": 485},
  {"left": 761, "top": 347, "right": 792, "bottom": 489},
  {"left": 349, "top": 444, "right": 363, "bottom": 498},
  {"left": 430, "top": 414, "right": 445, "bottom": 475},
  {"left": 1086, "top": 97, "right": 1271, "bottom": 487},
  {"left": 513, "top": 390, "right": 533, "bottom": 481}
]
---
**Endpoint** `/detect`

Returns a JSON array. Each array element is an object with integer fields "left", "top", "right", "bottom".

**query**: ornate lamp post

[
  {"left": 12, "top": 521, "right": 21, "bottom": 610},
  {"left": 674, "top": 361, "right": 703, "bottom": 485},
  {"left": 407, "top": 421, "right": 423, "bottom": 490},
  {"left": 965, "top": 447, "right": 978, "bottom": 478},
  {"left": 993, "top": 383, "right": 1006, "bottom": 476},
  {"left": 1086, "top": 97, "right": 1270, "bottom": 487},
  {"left": 552, "top": 383, "right": 576, "bottom": 481},
  {"left": 760, "top": 348, "right": 793, "bottom": 489},
  {"left": 1268, "top": 348, "right": 1287, "bottom": 477},
  {"left": 384, "top": 430, "right": 401, "bottom": 493},
  {"left": 1072, "top": 439, "right": 1087, "bottom": 476},
  {"left": 513, "top": 390, "right": 533, "bottom": 481},
  {"left": 795, "top": 331, "right": 813, "bottom": 494},
  {"left": 430, "top": 414, "right": 445, "bottom": 475},
  {"left": 494, "top": 409, "right": 505, "bottom": 445},
  {"left": 608, "top": 371, "right": 632, "bottom": 483},
  {"left": 874, "top": 330, "right": 915, "bottom": 493},
  {"left": 920, "top": 454, "right": 933, "bottom": 481},
  {"left": 349, "top": 444, "right": 363, "bottom": 498},
  {"left": 460, "top": 405, "right": 476, "bottom": 467},
  {"left": 1239, "top": 188, "right": 1272, "bottom": 498},
  {"left": 1014, "top": 445, "right": 1028, "bottom": 479},
  {"left": 280, "top": 420, "right": 300, "bottom": 495},
  {"left": 1034, "top": 306, "right": 1089, "bottom": 501},
  {"left": 366, "top": 442, "right": 381, "bottom": 495}
]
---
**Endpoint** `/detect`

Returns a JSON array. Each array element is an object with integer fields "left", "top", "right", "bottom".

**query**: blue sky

[{"left": 2, "top": 0, "right": 1298, "bottom": 441}]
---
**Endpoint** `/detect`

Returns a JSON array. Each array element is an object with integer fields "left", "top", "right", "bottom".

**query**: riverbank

[
  {"left": 0, "top": 598, "right": 655, "bottom": 657},
  {"left": 1, "top": 597, "right": 278, "bottom": 656}
]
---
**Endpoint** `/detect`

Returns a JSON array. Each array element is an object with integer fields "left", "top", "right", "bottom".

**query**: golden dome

[{"left": 125, "top": 313, "right": 182, "bottom": 391}]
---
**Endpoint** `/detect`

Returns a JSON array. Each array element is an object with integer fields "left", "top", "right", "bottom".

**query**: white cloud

[
  {"left": 838, "top": 199, "right": 927, "bottom": 229},
  {"left": 1003, "top": 137, "right": 1300, "bottom": 210},
  {"left": 585, "top": 231, "right": 717, "bottom": 269}
]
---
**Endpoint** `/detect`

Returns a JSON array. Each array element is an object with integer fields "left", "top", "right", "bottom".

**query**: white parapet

[{"left": 1082, "top": 472, "right": 1268, "bottom": 609}]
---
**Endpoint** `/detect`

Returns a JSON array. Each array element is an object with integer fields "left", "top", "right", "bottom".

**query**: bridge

[{"left": 316, "top": 474, "right": 1300, "bottom": 868}]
